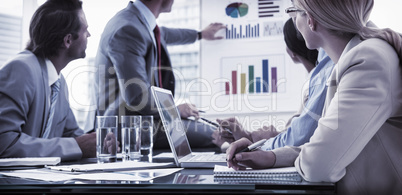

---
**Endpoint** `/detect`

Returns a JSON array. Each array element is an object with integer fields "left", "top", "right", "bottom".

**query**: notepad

[
  {"left": 213, "top": 165, "right": 302, "bottom": 182},
  {"left": 0, "top": 157, "right": 61, "bottom": 167}
]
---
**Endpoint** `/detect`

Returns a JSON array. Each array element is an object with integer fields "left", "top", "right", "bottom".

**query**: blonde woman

[{"left": 226, "top": 0, "right": 402, "bottom": 194}]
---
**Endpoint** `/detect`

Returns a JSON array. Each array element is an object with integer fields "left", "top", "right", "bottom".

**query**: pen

[
  {"left": 234, "top": 139, "right": 267, "bottom": 156},
  {"left": 46, "top": 165, "right": 74, "bottom": 172},
  {"left": 200, "top": 117, "right": 233, "bottom": 134},
  {"left": 198, "top": 110, "right": 206, "bottom": 113}
]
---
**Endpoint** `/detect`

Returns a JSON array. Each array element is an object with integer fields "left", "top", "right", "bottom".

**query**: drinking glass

[
  {"left": 121, "top": 115, "right": 142, "bottom": 161},
  {"left": 96, "top": 116, "right": 118, "bottom": 163},
  {"left": 140, "top": 115, "right": 154, "bottom": 162}
]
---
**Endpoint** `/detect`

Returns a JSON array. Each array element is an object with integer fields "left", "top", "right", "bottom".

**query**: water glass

[
  {"left": 121, "top": 115, "right": 142, "bottom": 161},
  {"left": 140, "top": 115, "right": 154, "bottom": 162},
  {"left": 96, "top": 116, "right": 118, "bottom": 163}
]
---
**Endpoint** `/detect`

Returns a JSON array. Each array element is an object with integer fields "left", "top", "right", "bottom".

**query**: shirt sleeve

[
  {"left": 261, "top": 73, "right": 328, "bottom": 150},
  {"left": 271, "top": 146, "right": 301, "bottom": 167}
]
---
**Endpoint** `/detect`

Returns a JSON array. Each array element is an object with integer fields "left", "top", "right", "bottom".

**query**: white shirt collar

[
  {"left": 134, "top": 0, "right": 156, "bottom": 31},
  {"left": 45, "top": 59, "right": 59, "bottom": 87},
  {"left": 317, "top": 48, "right": 327, "bottom": 62}
]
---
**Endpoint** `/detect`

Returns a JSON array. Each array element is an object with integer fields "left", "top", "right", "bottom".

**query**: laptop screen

[{"left": 151, "top": 87, "right": 192, "bottom": 161}]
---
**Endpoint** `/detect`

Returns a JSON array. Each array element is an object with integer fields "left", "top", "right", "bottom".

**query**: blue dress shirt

[{"left": 261, "top": 49, "right": 334, "bottom": 150}]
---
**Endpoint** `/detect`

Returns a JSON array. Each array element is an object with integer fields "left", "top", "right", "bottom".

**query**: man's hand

[
  {"left": 177, "top": 103, "right": 200, "bottom": 119},
  {"left": 217, "top": 118, "right": 251, "bottom": 141},
  {"left": 250, "top": 125, "right": 279, "bottom": 142},
  {"left": 226, "top": 138, "right": 276, "bottom": 170},
  {"left": 212, "top": 130, "right": 234, "bottom": 152},
  {"left": 75, "top": 132, "right": 96, "bottom": 158},
  {"left": 201, "top": 23, "right": 226, "bottom": 40},
  {"left": 103, "top": 132, "right": 120, "bottom": 154}
]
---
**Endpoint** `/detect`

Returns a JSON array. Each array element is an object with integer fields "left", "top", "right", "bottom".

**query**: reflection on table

[{"left": 0, "top": 152, "right": 336, "bottom": 194}]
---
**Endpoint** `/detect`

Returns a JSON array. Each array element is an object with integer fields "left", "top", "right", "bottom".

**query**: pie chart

[{"left": 225, "top": 3, "right": 248, "bottom": 18}]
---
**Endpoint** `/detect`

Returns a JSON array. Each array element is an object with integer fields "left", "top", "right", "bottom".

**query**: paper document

[
  {"left": 0, "top": 168, "right": 182, "bottom": 182},
  {"left": 74, "top": 168, "right": 182, "bottom": 181},
  {"left": 0, "top": 157, "right": 60, "bottom": 167},
  {"left": 154, "top": 152, "right": 215, "bottom": 159},
  {"left": 46, "top": 161, "right": 174, "bottom": 172}
]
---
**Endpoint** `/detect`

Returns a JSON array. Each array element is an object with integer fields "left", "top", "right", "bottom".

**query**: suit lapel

[
  {"left": 128, "top": 3, "right": 160, "bottom": 87},
  {"left": 38, "top": 57, "right": 50, "bottom": 137},
  {"left": 322, "top": 36, "right": 362, "bottom": 116}
]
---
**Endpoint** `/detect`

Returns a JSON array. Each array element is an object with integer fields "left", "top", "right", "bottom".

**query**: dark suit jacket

[
  {"left": 0, "top": 50, "right": 84, "bottom": 161},
  {"left": 95, "top": 1, "right": 198, "bottom": 118}
]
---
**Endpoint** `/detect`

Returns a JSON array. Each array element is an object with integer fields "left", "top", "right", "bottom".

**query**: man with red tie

[{"left": 95, "top": 0, "right": 225, "bottom": 149}]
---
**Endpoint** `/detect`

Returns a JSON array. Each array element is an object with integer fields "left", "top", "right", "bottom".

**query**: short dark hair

[
  {"left": 26, "top": 0, "right": 83, "bottom": 58},
  {"left": 283, "top": 18, "right": 318, "bottom": 66}
]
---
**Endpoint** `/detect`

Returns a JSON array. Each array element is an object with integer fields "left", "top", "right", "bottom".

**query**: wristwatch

[{"left": 197, "top": 31, "right": 202, "bottom": 40}]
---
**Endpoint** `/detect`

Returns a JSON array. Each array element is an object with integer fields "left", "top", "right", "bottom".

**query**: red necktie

[{"left": 153, "top": 25, "right": 163, "bottom": 88}]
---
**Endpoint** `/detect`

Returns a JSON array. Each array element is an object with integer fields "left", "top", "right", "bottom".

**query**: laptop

[{"left": 151, "top": 86, "right": 227, "bottom": 168}]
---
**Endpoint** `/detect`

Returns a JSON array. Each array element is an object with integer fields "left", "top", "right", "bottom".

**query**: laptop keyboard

[{"left": 188, "top": 154, "right": 226, "bottom": 162}]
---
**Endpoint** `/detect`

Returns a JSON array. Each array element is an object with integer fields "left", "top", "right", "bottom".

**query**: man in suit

[
  {"left": 96, "top": 0, "right": 226, "bottom": 149},
  {"left": 0, "top": 0, "right": 95, "bottom": 161}
]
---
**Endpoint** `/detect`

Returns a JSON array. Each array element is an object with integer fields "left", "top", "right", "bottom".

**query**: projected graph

[
  {"left": 226, "top": 23, "right": 260, "bottom": 39},
  {"left": 221, "top": 55, "right": 286, "bottom": 95},
  {"left": 258, "top": 0, "right": 283, "bottom": 18},
  {"left": 263, "top": 21, "right": 283, "bottom": 36},
  {"left": 226, "top": 2, "right": 249, "bottom": 18}
]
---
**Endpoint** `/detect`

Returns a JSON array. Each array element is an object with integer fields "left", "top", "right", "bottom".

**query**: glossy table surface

[{"left": 0, "top": 153, "right": 336, "bottom": 194}]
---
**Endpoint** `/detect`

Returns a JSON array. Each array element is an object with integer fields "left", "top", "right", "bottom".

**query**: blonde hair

[{"left": 294, "top": 0, "right": 402, "bottom": 64}]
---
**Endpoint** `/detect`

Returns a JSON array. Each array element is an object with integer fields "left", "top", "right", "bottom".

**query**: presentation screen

[{"left": 199, "top": 0, "right": 308, "bottom": 115}]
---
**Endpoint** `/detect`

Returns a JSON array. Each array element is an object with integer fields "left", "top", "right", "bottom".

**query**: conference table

[{"left": 0, "top": 151, "right": 336, "bottom": 194}]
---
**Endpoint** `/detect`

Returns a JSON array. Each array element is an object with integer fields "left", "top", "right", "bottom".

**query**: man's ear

[
  {"left": 291, "top": 51, "right": 297, "bottom": 58},
  {"left": 306, "top": 13, "right": 316, "bottom": 31},
  {"left": 63, "top": 34, "right": 73, "bottom": 49}
]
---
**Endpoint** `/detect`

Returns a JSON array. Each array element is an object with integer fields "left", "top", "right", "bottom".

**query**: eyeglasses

[{"left": 285, "top": 7, "right": 305, "bottom": 18}]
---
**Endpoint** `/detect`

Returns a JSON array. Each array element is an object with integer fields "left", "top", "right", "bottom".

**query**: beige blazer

[{"left": 273, "top": 36, "right": 402, "bottom": 194}]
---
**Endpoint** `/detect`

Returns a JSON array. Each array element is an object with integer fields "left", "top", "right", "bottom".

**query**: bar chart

[
  {"left": 226, "top": 23, "right": 260, "bottom": 39},
  {"left": 258, "top": 0, "right": 283, "bottom": 18},
  {"left": 221, "top": 55, "right": 285, "bottom": 95}
]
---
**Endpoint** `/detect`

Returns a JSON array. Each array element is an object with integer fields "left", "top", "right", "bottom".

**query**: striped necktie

[
  {"left": 42, "top": 79, "right": 61, "bottom": 139},
  {"left": 153, "top": 25, "right": 163, "bottom": 88}
]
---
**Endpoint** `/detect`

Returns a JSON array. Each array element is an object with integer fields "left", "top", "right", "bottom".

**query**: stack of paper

[
  {"left": 0, "top": 157, "right": 61, "bottom": 167},
  {"left": 46, "top": 161, "right": 175, "bottom": 172},
  {"left": 0, "top": 168, "right": 182, "bottom": 182}
]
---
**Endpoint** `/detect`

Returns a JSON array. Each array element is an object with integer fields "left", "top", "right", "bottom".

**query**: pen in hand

[
  {"left": 233, "top": 139, "right": 267, "bottom": 159},
  {"left": 200, "top": 117, "right": 233, "bottom": 134}
]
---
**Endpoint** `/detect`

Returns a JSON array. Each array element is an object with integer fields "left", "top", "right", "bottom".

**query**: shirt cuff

[
  {"left": 197, "top": 31, "right": 202, "bottom": 40},
  {"left": 271, "top": 146, "right": 301, "bottom": 167},
  {"left": 260, "top": 138, "right": 274, "bottom": 151}
]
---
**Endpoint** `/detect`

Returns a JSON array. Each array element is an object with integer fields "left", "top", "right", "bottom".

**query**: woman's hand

[{"left": 226, "top": 138, "right": 276, "bottom": 170}]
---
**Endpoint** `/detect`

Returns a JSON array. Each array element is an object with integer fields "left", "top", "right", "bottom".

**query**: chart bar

[
  {"left": 225, "top": 82, "right": 230, "bottom": 95},
  {"left": 271, "top": 67, "right": 277, "bottom": 93},
  {"left": 256, "top": 77, "right": 261, "bottom": 93},
  {"left": 240, "top": 73, "right": 246, "bottom": 94},
  {"left": 262, "top": 59, "right": 269, "bottom": 92},
  {"left": 248, "top": 65, "right": 254, "bottom": 93},
  {"left": 232, "top": 71, "right": 237, "bottom": 94},
  {"left": 256, "top": 24, "right": 259, "bottom": 37}
]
